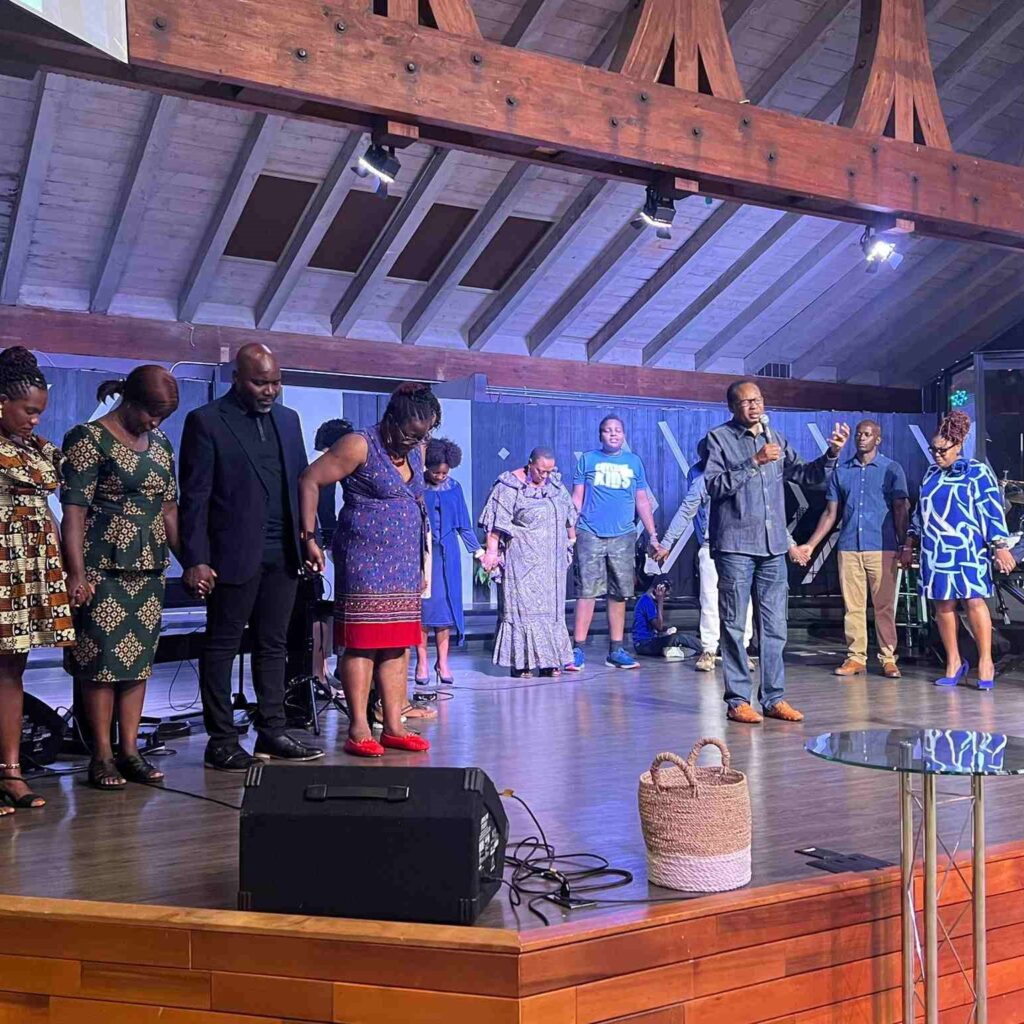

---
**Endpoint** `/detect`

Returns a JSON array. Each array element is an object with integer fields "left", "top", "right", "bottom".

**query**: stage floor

[{"left": 5, "top": 633, "right": 1024, "bottom": 933}]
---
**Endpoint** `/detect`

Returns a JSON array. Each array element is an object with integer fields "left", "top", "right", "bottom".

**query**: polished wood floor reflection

[{"left": 4, "top": 635, "right": 1024, "bottom": 932}]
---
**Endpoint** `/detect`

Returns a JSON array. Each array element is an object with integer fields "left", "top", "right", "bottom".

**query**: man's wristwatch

[{"left": 299, "top": 529, "right": 316, "bottom": 542}]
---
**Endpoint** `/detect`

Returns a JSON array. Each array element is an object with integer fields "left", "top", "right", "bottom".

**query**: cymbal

[{"left": 1005, "top": 481, "right": 1024, "bottom": 505}]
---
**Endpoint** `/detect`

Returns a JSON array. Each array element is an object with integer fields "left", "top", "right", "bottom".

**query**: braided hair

[
  {"left": 425, "top": 437, "right": 462, "bottom": 470},
  {"left": 381, "top": 382, "right": 441, "bottom": 434},
  {"left": 937, "top": 410, "right": 971, "bottom": 446},
  {"left": 0, "top": 347, "right": 46, "bottom": 400},
  {"left": 97, "top": 365, "right": 179, "bottom": 418}
]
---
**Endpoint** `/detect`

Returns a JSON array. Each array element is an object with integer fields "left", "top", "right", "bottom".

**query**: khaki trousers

[{"left": 837, "top": 550, "right": 899, "bottom": 665}]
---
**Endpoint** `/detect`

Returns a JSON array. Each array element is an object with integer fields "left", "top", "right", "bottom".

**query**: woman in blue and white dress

[{"left": 901, "top": 411, "right": 1016, "bottom": 690}]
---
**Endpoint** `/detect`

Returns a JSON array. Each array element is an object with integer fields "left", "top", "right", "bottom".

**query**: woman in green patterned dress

[{"left": 61, "top": 366, "right": 181, "bottom": 789}]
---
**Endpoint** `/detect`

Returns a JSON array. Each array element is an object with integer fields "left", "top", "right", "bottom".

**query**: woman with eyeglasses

[
  {"left": 479, "top": 446, "right": 577, "bottom": 678},
  {"left": 299, "top": 383, "right": 440, "bottom": 757},
  {"left": 900, "top": 411, "right": 1016, "bottom": 690}
]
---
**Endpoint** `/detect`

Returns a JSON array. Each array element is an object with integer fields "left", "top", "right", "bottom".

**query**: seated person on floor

[{"left": 632, "top": 575, "right": 700, "bottom": 661}]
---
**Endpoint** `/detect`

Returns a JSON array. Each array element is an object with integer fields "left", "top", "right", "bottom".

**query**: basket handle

[
  {"left": 687, "top": 737, "right": 731, "bottom": 771},
  {"left": 649, "top": 751, "right": 698, "bottom": 793}
]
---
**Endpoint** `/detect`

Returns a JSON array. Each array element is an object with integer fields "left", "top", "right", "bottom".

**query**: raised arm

[
  {"left": 782, "top": 422, "right": 849, "bottom": 489},
  {"left": 299, "top": 432, "right": 369, "bottom": 572}
]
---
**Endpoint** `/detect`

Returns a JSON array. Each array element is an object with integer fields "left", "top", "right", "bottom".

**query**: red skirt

[{"left": 334, "top": 591, "right": 421, "bottom": 651}]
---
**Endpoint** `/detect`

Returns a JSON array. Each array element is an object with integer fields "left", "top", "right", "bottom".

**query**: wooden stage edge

[{"left": 3, "top": 841, "right": 1024, "bottom": 1023}]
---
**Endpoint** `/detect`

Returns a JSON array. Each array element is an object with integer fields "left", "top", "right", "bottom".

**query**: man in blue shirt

[
  {"left": 704, "top": 380, "right": 849, "bottom": 724},
  {"left": 567, "top": 415, "right": 664, "bottom": 671},
  {"left": 796, "top": 420, "right": 909, "bottom": 679}
]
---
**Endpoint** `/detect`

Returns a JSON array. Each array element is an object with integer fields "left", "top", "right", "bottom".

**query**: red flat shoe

[
  {"left": 381, "top": 732, "right": 430, "bottom": 752},
  {"left": 344, "top": 737, "right": 384, "bottom": 758}
]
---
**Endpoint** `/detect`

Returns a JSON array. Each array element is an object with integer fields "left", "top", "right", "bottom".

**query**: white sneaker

[
  {"left": 695, "top": 651, "right": 716, "bottom": 672},
  {"left": 663, "top": 646, "right": 686, "bottom": 661}
]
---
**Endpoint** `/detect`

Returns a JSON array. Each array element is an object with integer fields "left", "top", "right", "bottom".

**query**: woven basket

[{"left": 638, "top": 738, "right": 751, "bottom": 892}]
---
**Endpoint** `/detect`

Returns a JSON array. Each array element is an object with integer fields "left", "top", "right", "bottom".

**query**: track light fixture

[
  {"left": 860, "top": 226, "right": 904, "bottom": 273},
  {"left": 637, "top": 184, "right": 676, "bottom": 240},
  {"left": 354, "top": 143, "right": 401, "bottom": 195}
]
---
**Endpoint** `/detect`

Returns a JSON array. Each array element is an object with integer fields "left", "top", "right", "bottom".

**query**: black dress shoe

[
  {"left": 254, "top": 733, "right": 325, "bottom": 762},
  {"left": 204, "top": 744, "right": 259, "bottom": 773}
]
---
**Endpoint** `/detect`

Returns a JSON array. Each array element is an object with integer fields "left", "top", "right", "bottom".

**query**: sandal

[
  {"left": 88, "top": 758, "right": 127, "bottom": 790},
  {"left": 402, "top": 703, "right": 438, "bottom": 720},
  {"left": 0, "top": 762, "right": 45, "bottom": 809},
  {"left": 115, "top": 753, "right": 165, "bottom": 784}
]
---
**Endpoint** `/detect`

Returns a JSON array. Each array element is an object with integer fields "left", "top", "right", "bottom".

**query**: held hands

[
  {"left": 649, "top": 540, "right": 669, "bottom": 564},
  {"left": 184, "top": 564, "right": 217, "bottom": 600},
  {"left": 303, "top": 537, "right": 326, "bottom": 574},
  {"left": 66, "top": 572, "right": 95, "bottom": 609},
  {"left": 898, "top": 543, "right": 916, "bottom": 570},
  {"left": 827, "top": 422, "right": 851, "bottom": 456},
  {"left": 995, "top": 548, "right": 1017, "bottom": 575},
  {"left": 788, "top": 545, "right": 811, "bottom": 567},
  {"left": 480, "top": 549, "right": 500, "bottom": 572},
  {"left": 754, "top": 443, "right": 782, "bottom": 467}
]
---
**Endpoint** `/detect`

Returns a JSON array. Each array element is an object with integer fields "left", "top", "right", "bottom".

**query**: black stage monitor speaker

[
  {"left": 239, "top": 763, "right": 508, "bottom": 925},
  {"left": 21, "top": 693, "right": 65, "bottom": 766}
]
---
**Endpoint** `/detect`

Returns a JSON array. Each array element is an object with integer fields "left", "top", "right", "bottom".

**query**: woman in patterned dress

[
  {"left": 900, "top": 411, "right": 1016, "bottom": 690},
  {"left": 479, "top": 446, "right": 577, "bottom": 678},
  {"left": 61, "top": 366, "right": 181, "bottom": 789},
  {"left": 300, "top": 383, "right": 440, "bottom": 758},
  {"left": 0, "top": 348, "right": 75, "bottom": 815}
]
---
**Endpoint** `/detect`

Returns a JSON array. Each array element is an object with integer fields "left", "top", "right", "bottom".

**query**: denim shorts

[{"left": 574, "top": 530, "right": 636, "bottom": 600}]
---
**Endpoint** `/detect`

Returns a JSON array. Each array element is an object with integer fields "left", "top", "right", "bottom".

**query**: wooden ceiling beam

[
  {"left": 401, "top": 161, "right": 538, "bottom": 344},
  {"left": 91, "top": 93, "right": 182, "bottom": 313},
  {"left": 122, "top": 0, "right": 1024, "bottom": 246},
  {"left": 178, "top": 113, "right": 283, "bottom": 323},
  {"left": 0, "top": 72, "right": 65, "bottom": 306},
  {"left": 254, "top": 131, "right": 364, "bottom": 330}
]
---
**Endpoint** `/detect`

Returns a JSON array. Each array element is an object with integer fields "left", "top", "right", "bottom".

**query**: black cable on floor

[{"left": 138, "top": 780, "right": 242, "bottom": 811}]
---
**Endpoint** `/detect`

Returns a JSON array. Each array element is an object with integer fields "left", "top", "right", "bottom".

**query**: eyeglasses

[
  {"left": 734, "top": 398, "right": 764, "bottom": 408},
  {"left": 927, "top": 442, "right": 956, "bottom": 455}
]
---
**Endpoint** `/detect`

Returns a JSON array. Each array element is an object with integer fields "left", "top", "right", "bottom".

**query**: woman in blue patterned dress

[
  {"left": 900, "top": 412, "right": 1016, "bottom": 690},
  {"left": 299, "top": 384, "right": 440, "bottom": 757}
]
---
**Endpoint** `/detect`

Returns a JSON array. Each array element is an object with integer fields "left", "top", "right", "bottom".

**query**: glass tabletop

[{"left": 806, "top": 728, "right": 1024, "bottom": 776}]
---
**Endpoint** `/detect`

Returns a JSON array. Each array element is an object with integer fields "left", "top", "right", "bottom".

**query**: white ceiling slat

[
  {"left": 178, "top": 113, "right": 284, "bottom": 323},
  {"left": 91, "top": 93, "right": 182, "bottom": 314},
  {"left": 0, "top": 72, "right": 66, "bottom": 306},
  {"left": 254, "top": 131, "right": 364, "bottom": 331}
]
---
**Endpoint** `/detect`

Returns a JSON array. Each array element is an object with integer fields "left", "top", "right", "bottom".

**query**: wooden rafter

[
  {"left": 389, "top": 0, "right": 480, "bottom": 37},
  {"left": 117, "top": 0, "right": 1024, "bottom": 247},
  {"left": 92, "top": 93, "right": 182, "bottom": 313},
  {"left": 840, "top": 0, "right": 950, "bottom": 148}
]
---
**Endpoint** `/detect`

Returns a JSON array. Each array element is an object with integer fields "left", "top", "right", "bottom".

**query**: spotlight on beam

[
  {"left": 634, "top": 184, "right": 676, "bottom": 240},
  {"left": 354, "top": 143, "right": 401, "bottom": 195},
  {"left": 860, "top": 226, "right": 904, "bottom": 273}
]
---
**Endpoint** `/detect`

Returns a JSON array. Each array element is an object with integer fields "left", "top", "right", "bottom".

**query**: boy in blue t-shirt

[
  {"left": 633, "top": 576, "right": 701, "bottom": 661},
  {"left": 567, "top": 415, "right": 665, "bottom": 672}
]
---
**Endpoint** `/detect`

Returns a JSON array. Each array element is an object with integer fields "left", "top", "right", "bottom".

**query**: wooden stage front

[{"left": 4, "top": 641, "right": 1024, "bottom": 1023}]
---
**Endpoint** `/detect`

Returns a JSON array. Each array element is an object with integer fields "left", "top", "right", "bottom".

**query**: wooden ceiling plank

[
  {"left": 586, "top": 200, "right": 742, "bottom": 362},
  {"left": 91, "top": 93, "right": 182, "bottom": 314},
  {"left": 723, "top": 0, "right": 770, "bottom": 34},
  {"left": 330, "top": 147, "right": 453, "bottom": 336},
  {"left": 401, "top": 161, "right": 538, "bottom": 344},
  {"left": 502, "top": 0, "right": 560, "bottom": 49},
  {"left": 178, "top": 113, "right": 284, "bottom": 323},
  {"left": 122, "top": 0, "right": 1024, "bottom": 244},
  {"left": 946, "top": 62, "right": 1024, "bottom": 152},
  {"left": 0, "top": 72, "right": 66, "bottom": 306},
  {"left": 468, "top": 177, "right": 609, "bottom": 351},
  {"left": 688, "top": 222, "right": 856, "bottom": 374},
  {"left": 648, "top": 210, "right": 800, "bottom": 368},
  {"left": 932, "top": 0, "right": 1024, "bottom": 92},
  {"left": 254, "top": 131, "right": 364, "bottom": 330}
]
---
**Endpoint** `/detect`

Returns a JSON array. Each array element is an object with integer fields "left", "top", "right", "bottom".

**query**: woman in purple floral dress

[{"left": 299, "top": 384, "right": 441, "bottom": 758}]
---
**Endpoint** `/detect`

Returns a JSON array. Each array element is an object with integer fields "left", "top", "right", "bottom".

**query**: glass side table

[{"left": 806, "top": 728, "right": 1024, "bottom": 1024}]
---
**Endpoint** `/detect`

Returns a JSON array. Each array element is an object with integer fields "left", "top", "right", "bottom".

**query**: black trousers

[{"left": 199, "top": 551, "right": 299, "bottom": 747}]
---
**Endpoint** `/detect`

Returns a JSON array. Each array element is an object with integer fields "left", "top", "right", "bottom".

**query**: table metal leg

[
  {"left": 923, "top": 773, "right": 938, "bottom": 1024},
  {"left": 900, "top": 771, "right": 915, "bottom": 1024},
  {"left": 974, "top": 775, "right": 987, "bottom": 1024}
]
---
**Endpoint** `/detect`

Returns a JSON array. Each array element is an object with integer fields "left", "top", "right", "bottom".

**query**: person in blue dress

[
  {"left": 414, "top": 438, "right": 481, "bottom": 686},
  {"left": 900, "top": 411, "right": 1016, "bottom": 690}
]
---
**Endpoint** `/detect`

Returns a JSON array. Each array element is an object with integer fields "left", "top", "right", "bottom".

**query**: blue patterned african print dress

[
  {"left": 914, "top": 458, "right": 1010, "bottom": 600},
  {"left": 332, "top": 426, "right": 425, "bottom": 650}
]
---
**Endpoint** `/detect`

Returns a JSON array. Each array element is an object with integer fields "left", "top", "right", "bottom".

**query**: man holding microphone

[{"left": 704, "top": 380, "right": 849, "bottom": 724}]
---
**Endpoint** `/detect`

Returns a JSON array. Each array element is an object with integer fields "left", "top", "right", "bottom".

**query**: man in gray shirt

[{"left": 704, "top": 380, "right": 849, "bottom": 724}]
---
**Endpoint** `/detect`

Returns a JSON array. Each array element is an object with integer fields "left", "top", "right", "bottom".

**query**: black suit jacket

[{"left": 179, "top": 393, "right": 308, "bottom": 584}]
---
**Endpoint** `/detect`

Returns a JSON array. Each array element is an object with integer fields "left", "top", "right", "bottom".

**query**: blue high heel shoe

[
  {"left": 934, "top": 660, "right": 969, "bottom": 688},
  {"left": 977, "top": 675, "right": 995, "bottom": 691},
  {"left": 434, "top": 662, "right": 454, "bottom": 686}
]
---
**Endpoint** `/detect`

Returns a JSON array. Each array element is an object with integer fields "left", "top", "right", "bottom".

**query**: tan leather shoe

[
  {"left": 882, "top": 661, "right": 902, "bottom": 679},
  {"left": 834, "top": 658, "right": 867, "bottom": 677},
  {"left": 695, "top": 651, "right": 716, "bottom": 672},
  {"left": 727, "top": 702, "right": 763, "bottom": 724},
  {"left": 763, "top": 700, "right": 804, "bottom": 722}
]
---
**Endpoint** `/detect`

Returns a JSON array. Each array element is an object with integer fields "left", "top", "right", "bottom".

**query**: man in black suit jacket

[{"left": 179, "top": 344, "right": 323, "bottom": 771}]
